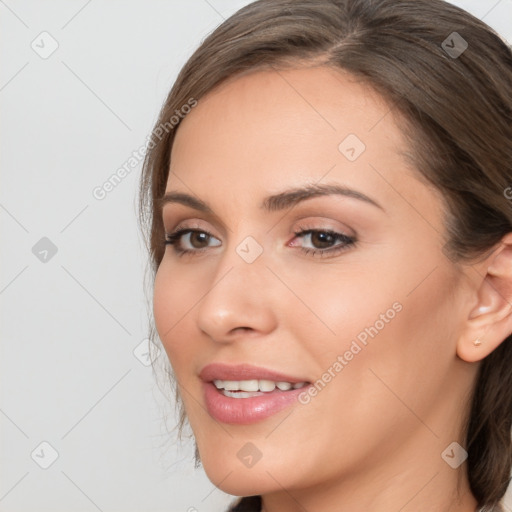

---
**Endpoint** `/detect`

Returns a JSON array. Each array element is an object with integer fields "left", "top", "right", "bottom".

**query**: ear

[{"left": 457, "top": 233, "right": 512, "bottom": 363}]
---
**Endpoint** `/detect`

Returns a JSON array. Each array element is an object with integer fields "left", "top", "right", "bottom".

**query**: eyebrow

[{"left": 158, "top": 183, "right": 384, "bottom": 214}]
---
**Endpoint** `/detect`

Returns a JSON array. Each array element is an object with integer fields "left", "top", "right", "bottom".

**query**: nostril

[{"left": 232, "top": 326, "right": 252, "bottom": 333}]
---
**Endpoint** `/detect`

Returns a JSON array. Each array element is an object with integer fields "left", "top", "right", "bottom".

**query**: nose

[{"left": 195, "top": 243, "right": 279, "bottom": 343}]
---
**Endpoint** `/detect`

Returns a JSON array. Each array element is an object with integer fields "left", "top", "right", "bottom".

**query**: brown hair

[{"left": 138, "top": 0, "right": 512, "bottom": 509}]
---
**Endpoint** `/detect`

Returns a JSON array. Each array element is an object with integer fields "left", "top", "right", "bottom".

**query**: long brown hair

[{"left": 138, "top": 1, "right": 512, "bottom": 509}]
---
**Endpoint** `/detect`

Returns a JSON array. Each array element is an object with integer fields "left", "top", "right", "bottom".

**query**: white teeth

[
  {"left": 223, "top": 380, "right": 240, "bottom": 391},
  {"left": 259, "top": 379, "right": 276, "bottom": 392},
  {"left": 213, "top": 379, "right": 306, "bottom": 393},
  {"left": 239, "top": 379, "right": 259, "bottom": 392}
]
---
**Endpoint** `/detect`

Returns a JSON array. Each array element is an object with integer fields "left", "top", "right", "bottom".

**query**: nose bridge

[{"left": 195, "top": 233, "right": 277, "bottom": 341}]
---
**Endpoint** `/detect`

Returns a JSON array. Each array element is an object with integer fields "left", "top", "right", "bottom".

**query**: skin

[{"left": 153, "top": 65, "right": 512, "bottom": 512}]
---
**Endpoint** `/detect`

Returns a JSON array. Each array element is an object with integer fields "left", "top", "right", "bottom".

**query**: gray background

[{"left": 1, "top": 1, "right": 511, "bottom": 511}]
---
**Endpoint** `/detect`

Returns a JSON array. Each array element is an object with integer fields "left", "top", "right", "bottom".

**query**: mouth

[{"left": 199, "top": 363, "right": 312, "bottom": 424}]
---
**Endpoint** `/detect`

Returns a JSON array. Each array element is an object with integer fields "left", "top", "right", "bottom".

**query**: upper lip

[{"left": 199, "top": 363, "right": 309, "bottom": 384}]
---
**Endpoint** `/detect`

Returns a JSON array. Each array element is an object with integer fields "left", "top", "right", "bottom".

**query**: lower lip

[{"left": 203, "top": 381, "right": 310, "bottom": 425}]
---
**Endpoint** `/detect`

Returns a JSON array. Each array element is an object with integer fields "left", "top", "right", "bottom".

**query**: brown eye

[
  {"left": 189, "top": 231, "right": 210, "bottom": 248},
  {"left": 292, "top": 229, "right": 356, "bottom": 257},
  {"left": 309, "top": 231, "right": 336, "bottom": 249},
  {"left": 165, "top": 229, "right": 221, "bottom": 255}
]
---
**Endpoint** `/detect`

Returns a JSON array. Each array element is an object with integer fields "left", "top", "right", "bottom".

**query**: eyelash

[{"left": 164, "top": 225, "right": 356, "bottom": 258}]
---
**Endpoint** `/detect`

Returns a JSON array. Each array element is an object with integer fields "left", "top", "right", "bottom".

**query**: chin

[{"left": 199, "top": 450, "right": 290, "bottom": 496}]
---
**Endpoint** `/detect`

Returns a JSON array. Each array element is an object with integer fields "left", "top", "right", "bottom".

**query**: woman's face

[{"left": 153, "top": 66, "right": 477, "bottom": 499}]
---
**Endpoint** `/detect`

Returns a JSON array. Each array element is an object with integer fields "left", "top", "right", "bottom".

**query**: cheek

[
  {"left": 153, "top": 264, "right": 172, "bottom": 345},
  {"left": 153, "top": 262, "right": 197, "bottom": 369},
  {"left": 272, "top": 257, "right": 401, "bottom": 361},
  {"left": 299, "top": 250, "right": 459, "bottom": 412},
  {"left": 328, "top": 265, "right": 460, "bottom": 429}
]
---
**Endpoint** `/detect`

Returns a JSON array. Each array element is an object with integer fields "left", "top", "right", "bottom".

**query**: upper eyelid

[
  {"left": 162, "top": 214, "right": 231, "bottom": 237},
  {"left": 163, "top": 211, "right": 355, "bottom": 229},
  {"left": 164, "top": 217, "right": 355, "bottom": 239}
]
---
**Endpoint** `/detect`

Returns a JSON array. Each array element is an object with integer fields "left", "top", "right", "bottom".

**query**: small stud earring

[{"left": 474, "top": 338, "right": 483, "bottom": 346}]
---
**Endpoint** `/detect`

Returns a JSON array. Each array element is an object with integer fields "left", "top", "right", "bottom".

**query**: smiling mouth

[
  {"left": 212, "top": 379, "right": 309, "bottom": 398},
  {"left": 202, "top": 369, "right": 313, "bottom": 423}
]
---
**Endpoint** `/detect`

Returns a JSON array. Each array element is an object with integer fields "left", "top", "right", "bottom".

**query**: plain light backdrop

[{"left": 1, "top": 1, "right": 512, "bottom": 511}]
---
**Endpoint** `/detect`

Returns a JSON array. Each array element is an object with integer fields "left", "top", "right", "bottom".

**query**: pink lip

[
  {"left": 199, "top": 363, "right": 312, "bottom": 425},
  {"left": 199, "top": 362, "right": 307, "bottom": 384}
]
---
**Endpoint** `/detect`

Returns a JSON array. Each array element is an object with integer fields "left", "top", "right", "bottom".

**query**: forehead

[{"left": 167, "top": 66, "right": 437, "bottom": 221}]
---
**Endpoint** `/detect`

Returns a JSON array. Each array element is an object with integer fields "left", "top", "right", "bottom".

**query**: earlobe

[
  {"left": 456, "top": 234, "right": 512, "bottom": 363},
  {"left": 457, "top": 334, "right": 493, "bottom": 363}
]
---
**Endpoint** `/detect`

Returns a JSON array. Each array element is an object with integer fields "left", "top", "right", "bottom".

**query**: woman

[{"left": 138, "top": 0, "right": 512, "bottom": 510}]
